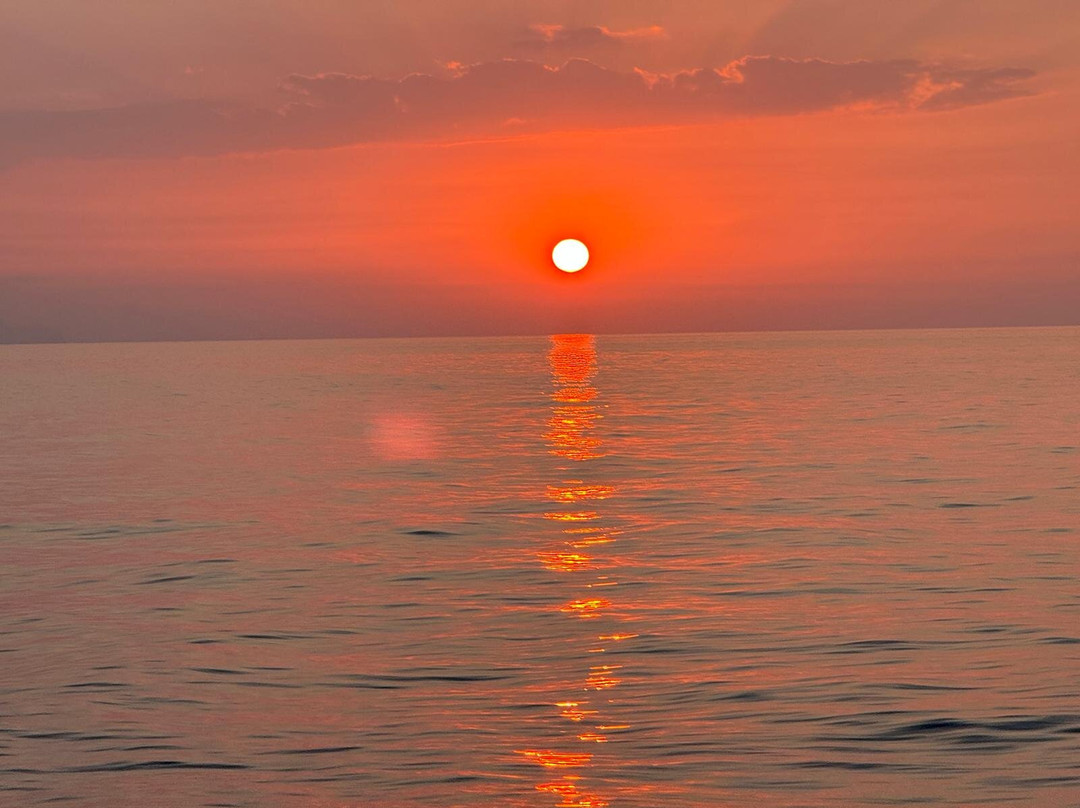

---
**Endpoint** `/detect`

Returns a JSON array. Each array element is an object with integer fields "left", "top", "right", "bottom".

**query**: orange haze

[{"left": 1, "top": 0, "right": 1077, "bottom": 341}]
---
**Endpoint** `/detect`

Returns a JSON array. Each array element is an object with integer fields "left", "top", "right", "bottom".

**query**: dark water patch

[
  {"left": 329, "top": 668, "right": 528, "bottom": 693},
  {"left": 119, "top": 744, "right": 184, "bottom": 752},
  {"left": 63, "top": 682, "right": 128, "bottom": 690},
  {"left": 716, "top": 690, "right": 772, "bottom": 702},
  {"left": 20, "top": 732, "right": 118, "bottom": 742},
  {"left": 720, "top": 589, "right": 798, "bottom": 599},
  {"left": 843, "top": 714, "right": 1080, "bottom": 747},
  {"left": 939, "top": 502, "right": 999, "bottom": 509},
  {"left": 993, "top": 716, "right": 1078, "bottom": 732},
  {"left": 69, "top": 760, "right": 249, "bottom": 772},
  {"left": 403, "top": 529, "right": 457, "bottom": 536},
  {"left": 944, "top": 734, "right": 1016, "bottom": 749},
  {"left": 985, "top": 775, "right": 1080, "bottom": 787},
  {"left": 137, "top": 697, "right": 206, "bottom": 705},
  {"left": 259, "top": 746, "right": 361, "bottom": 756},
  {"left": 797, "top": 760, "right": 915, "bottom": 771},
  {"left": 829, "top": 640, "right": 920, "bottom": 654},
  {"left": 137, "top": 575, "right": 196, "bottom": 585},
  {"left": 30, "top": 522, "right": 230, "bottom": 541},
  {"left": 327, "top": 680, "right": 401, "bottom": 691},
  {"left": 76, "top": 528, "right": 125, "bottom": 538}
]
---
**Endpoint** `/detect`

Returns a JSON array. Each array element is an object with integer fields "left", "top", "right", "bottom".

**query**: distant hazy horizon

[
  {"left": 5, "top": 321, "right": 1080, "bottom": 347},
  {"left": 3, "top": 273, "right": 1078, "bottom": 345}
]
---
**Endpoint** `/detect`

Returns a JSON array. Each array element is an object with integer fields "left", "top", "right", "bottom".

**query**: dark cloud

[
  {"left": 517, "top": 23, "right": 667, "bottom": 50},
  {"left": 0, "top": 56, "right": 1036, "bottom": 163},
  {"left": 913, "top": 66, "right": 1040, "bottom": 110}
]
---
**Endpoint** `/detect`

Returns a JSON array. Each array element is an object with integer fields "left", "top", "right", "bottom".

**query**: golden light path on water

[{"left": 515, "top": 334, "right": 635, "bottom": 808}]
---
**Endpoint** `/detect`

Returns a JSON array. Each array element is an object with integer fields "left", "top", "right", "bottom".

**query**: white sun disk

[{"left": 552, "top": 239, "right": 589, "bottom": 273}]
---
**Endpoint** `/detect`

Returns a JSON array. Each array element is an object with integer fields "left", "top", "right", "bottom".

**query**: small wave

[{"left": 70, "top": 760, "right": 249, "bottom": 772}]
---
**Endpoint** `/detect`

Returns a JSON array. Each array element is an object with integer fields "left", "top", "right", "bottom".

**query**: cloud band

[{"left": 0, "top": 56, "right": 1036, "bottom": 163}]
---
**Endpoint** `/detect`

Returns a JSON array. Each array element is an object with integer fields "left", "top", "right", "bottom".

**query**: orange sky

[{"left": 1, "top": 0, "right": 1078, "bottom": 341}]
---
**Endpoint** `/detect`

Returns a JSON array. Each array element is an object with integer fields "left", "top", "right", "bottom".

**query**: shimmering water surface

[{"left": 2, "top": 328, "right": 1079, "bottom": 807}]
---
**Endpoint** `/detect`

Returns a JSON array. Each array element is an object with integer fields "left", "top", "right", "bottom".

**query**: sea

[{"left": 1, "top": 328, "right": 1078, "bottom": 807}]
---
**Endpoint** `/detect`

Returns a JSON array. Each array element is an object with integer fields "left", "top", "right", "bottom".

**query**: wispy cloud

[{"left": 0, "top": 56, "right": 1036, "bottom": 164}]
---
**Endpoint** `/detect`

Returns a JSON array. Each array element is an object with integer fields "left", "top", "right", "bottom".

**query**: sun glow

[{"left": 552, "top": 239, "right": 589, "bottom": 273}]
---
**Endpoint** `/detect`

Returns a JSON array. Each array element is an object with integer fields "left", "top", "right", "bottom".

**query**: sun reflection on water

[{"left": 516, "top": 334, "right": 637, "bottom": 807}]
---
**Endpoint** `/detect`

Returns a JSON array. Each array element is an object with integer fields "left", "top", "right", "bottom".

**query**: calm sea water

[{"left": 2, "top": 328, "right": 1079, "bottom": 807}]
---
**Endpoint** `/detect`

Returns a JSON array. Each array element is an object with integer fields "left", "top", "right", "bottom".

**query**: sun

[{"left": 552, "top": 239, "right": 589, "bottom": 273}]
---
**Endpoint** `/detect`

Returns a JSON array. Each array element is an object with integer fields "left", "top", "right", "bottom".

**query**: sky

[{"left": 1, "top": 0, "right": 1078, "bottom": 342}]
